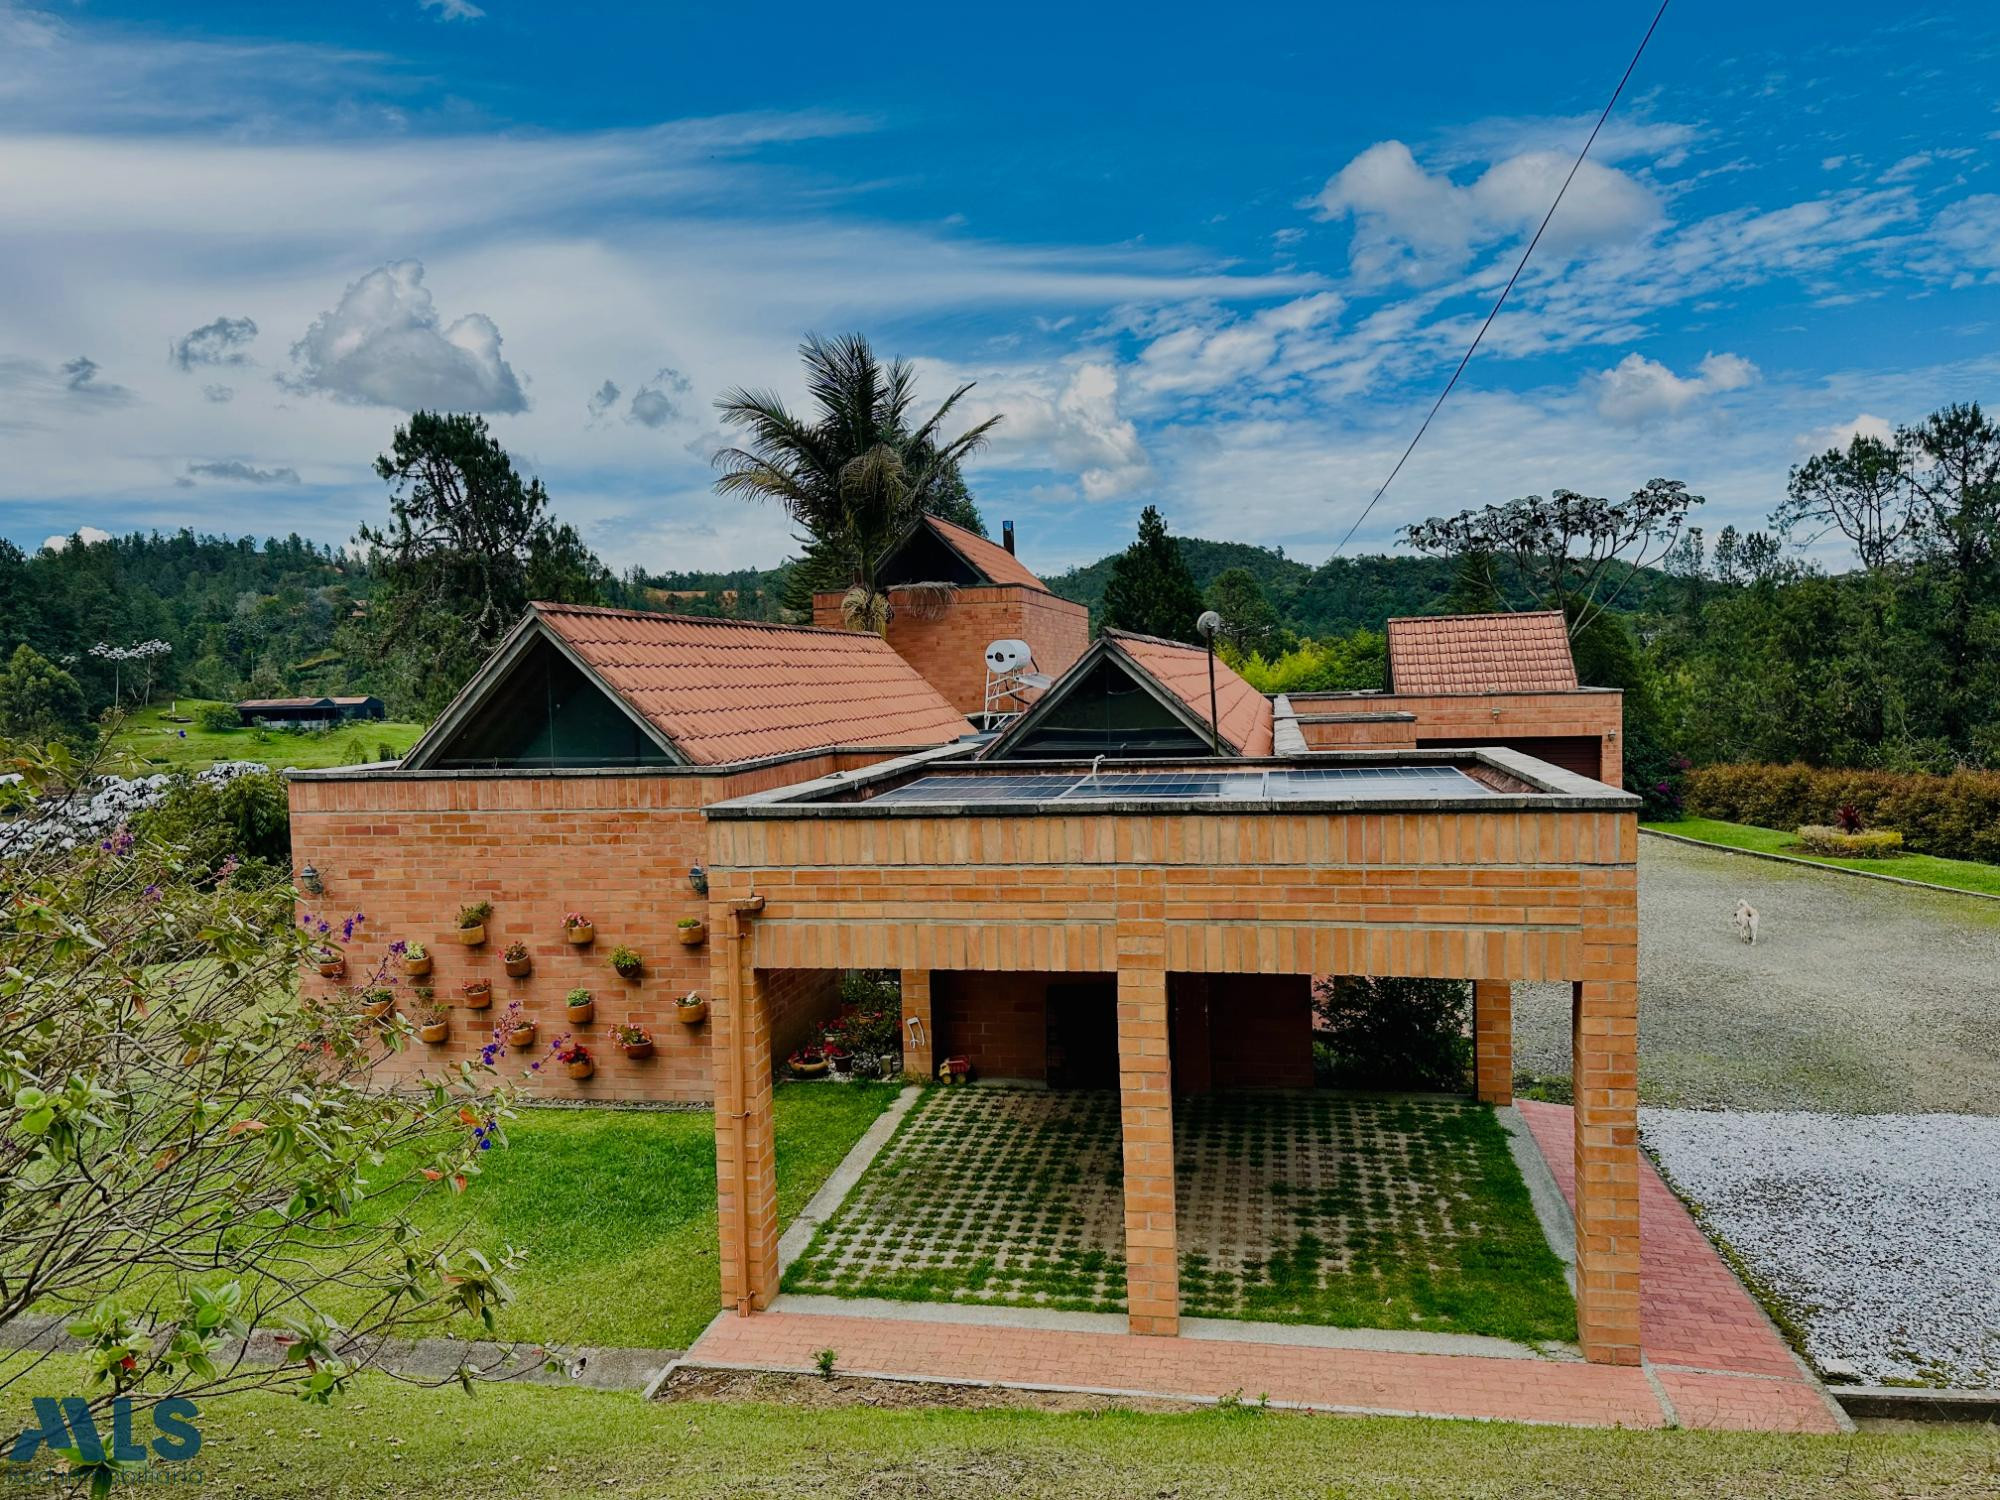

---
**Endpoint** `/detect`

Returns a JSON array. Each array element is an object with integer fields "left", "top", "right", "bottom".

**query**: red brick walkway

[{"left": 687, "top": 1103, "right": 1845, "bottom": 1433}]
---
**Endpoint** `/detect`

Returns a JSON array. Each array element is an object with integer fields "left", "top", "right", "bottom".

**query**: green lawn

[
  {"left": 1646, "top": 817, "right": 2000, "bottom": 897},
  {"left": 358, "top": 1084, "right": 899, "bottom": 1350},
  {"left": 106, "top": 699, "right": 425, "bottom": 772},
  {"left": 13, "top": 1367, "right": 1999, "bottom": 1499}
]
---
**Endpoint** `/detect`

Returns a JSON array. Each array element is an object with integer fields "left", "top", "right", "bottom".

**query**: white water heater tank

[{"left": 984, "top": 639, "right": 1033, "bottom": 674}]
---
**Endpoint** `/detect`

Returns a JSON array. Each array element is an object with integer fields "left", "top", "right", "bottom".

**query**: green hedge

[{"left": 1684, "top": 763, "right": 2000, "bottom": 864}]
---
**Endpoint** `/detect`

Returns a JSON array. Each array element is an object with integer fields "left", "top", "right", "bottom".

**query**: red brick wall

[
  {"left": 1169, "top": 974, "right": 1312, "bottom": 1090},
  {"left": 288, "top": 750, "right": 899, "bottom": 1104},
  {"left": 931, "top": 969, "right": 1051, "bottom": 1079},
  {"left": 765, "top": 967, "right": 843, "bottom": 1066},
  {"left": 813, "top": 586, "right": 1089, "bottom": 718},
  {"left": 1291, "top": 690, "right": 1623, "bottom": 785}
]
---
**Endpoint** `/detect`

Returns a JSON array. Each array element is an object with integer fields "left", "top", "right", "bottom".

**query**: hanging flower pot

[
  {"left": 564, "top": 989, "right": 596, "bottom": 1026},
  {"left": 401, "top": 942, "right": 431, "bottom": 978},
  {"left": 563, "top": 913, "right": 594, "bottom": 946},
  {"left": 676, "top": 919, "right": 707, "bottom": 947},
  {"left": 358, "top": 990, "right": 395, "bottom": 1022},
  {"left": 456, "top": 902, "right": 492, "bottom": 947},
  {"left": 610, "top": 1022, "right": 653, "bottom": 1060},
  {"left": 609, "top": 945, "right": 643, "bottom": 981},
  {"left": 507, "top": 1021, "right": 538, "bottom": 1050},
  {"left": 313, "top": 946, "right": 346, "bottom": 980},
  {"left": 562, "top": 1045, "right": 596, "bottom": 1081},
  {"left": 461, "top": 979, "right": 493, "bottom": 1010},
  {"left": 503, "top": 941, "right": 532, "bottom": 978},
  {"left": 675, "top": 994, "right": 709, "bottom": 1027},
  {"left": 418, "top": 1018, "right": 450, "bottom": 1045}
]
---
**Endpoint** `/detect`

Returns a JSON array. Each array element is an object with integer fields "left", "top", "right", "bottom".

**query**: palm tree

[{"left": 712, "top": 333, "right": 1001, "bottom": 631}]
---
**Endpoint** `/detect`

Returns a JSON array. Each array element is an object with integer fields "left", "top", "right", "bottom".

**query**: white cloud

[
  {"left": 1927, "top": 195, "right": 2000, "bottom": 282},
  {"left": 419, "top": 0, "right": 484, "bottom": 18},
  {"left": 1594, "top": 351, "right": 1758, "bottom": 426},
  {"left": 626, "top": 367, "right": 690, "bottom": 429},
  {"left": 1800, "top": 412, "right": 1894, "bottom": 452},
  {"left": 284, "top": 260, "right": 527, "bottom": 412},
  {"left": 41, "top": 525, "right": 112, "bottom": 551},
  {"left": 958, "top": 361, "right": 1152, "bottom": 502},
  {"left": 1310, "top": 139, "right": 1659, "bottom": 285}
]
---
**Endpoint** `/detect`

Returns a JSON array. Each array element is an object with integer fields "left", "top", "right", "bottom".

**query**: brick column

[
  {"left": 1572, "top": 978, "right": 1641, "bottom": 1365},
  {"left": 899, "top": 969, "right": 934, "bottom": 1081},
  {"left": 1117, "top": 962, "right": 1178, "bottom": 1336},
  {"left": 1473, "top": 980, "right": 1513, "bottom": 1105},
  {"left": 714, "top": 918, "right": 779, "bottom": 1314}
]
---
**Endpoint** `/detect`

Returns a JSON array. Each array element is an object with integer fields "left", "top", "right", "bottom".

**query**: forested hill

[{"left": 1043, "top": 540, "right": 1674, "bottom": 636}]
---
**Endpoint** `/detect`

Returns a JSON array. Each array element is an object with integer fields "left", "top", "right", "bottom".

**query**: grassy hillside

[{"left": 108, "top": 699, "right": 425, "bottom": 772}]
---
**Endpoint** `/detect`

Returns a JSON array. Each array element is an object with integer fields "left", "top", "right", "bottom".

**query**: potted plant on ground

[
  {"left": 676, "top": 991, "right": 708, "bottom": 1026},
  {"left": 557, "top": 1039, "right": 595, "bottom": 1081},
  {"left": 313, "top": 945, "right": 346, "bottom": 980},
  {"left": 358, "top": 987, "right": 396, "bottom": 1022},
  {"left": 461, "top": 978, "right": 493, "bottom": 1009},
  {"left": 507, "top": 1016, "right": 538, "bottom": 1049},
  {"left": 457, "top": 901, "right": 492, "bottom": 946},
  {"left": 789, "top": 1045, "right": 829, "bottom": 1079},
  {"left": 609, "top": 945, "right": 643, "bottom": 981},
  {"left": 399, "top": 940, "right": 431, "bottom": 977},
  {"left": 676, "top": 916, "right": 707, "bottom": 947},
  {"left": 609, "top": 1021, "right": 654, "bottom": 1060},
  {"left": 563, "top": 911, "right": 594, "bottom": 946},
  {"left": 503, "top": 939, "right": 532, "bottom": 978},
  {"left": 415, "top": 993, "right": 449, "bottom": 1045},
  {"left": 565, "top": 987, "right": 595, "bottom": 1026},
  {"left": 825, "top": 1042, "right": 852, "bottom": 1075}
]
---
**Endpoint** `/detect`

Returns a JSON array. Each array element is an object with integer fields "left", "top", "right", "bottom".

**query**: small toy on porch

[{"left": 938, "top": 1055, "right": 972, "bottom": 1085}]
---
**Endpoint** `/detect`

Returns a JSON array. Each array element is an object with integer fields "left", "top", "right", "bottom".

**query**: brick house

[{"left": 289, "top": 583, "right": 1641, "bottom": 1365}]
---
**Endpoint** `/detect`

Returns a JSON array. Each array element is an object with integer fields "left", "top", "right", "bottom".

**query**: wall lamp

[
  {"left": 687, "top": 863, "right": 709, "bottom": 896},
  {"left": 298, "top": 863, "right": 324, "bottom": 896}
]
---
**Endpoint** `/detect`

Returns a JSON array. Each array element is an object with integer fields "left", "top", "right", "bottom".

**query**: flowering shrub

[{"left": 1686, "top": 762, "right": 2000, "bottom": 863}]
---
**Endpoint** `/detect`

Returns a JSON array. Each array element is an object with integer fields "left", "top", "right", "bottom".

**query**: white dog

[{"left": 1732, "top": 899, "right": 1760, "bottom": 945}]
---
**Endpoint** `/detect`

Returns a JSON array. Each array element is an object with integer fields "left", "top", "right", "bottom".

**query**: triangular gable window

[
  {"left": 880, "top": 521, "right": 984, "bottom": 587},
  {"left": 420, "top": 635, "right": 674, "bottom": 769},
  {"left": 991, "top": 654, "right": 1213, "bottom": 760}
]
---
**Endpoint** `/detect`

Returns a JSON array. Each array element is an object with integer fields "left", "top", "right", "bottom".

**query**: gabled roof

[
  {"left": 915, "top": 515, "right": 1049, "bottom": 592},
  {"left": 984, "top": 628, "right": 1273, "bottom": 759},
  {"left": 404, "top": 603, "right": 973, "bottom": 769},
  {"left": 1386, "top": 611, "right": 1578, "bottom": 694}
]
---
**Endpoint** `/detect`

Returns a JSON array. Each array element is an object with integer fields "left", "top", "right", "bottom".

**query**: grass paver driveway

[{"left": 784, "top": 1087, "right": 1575, "bottom": 1345}]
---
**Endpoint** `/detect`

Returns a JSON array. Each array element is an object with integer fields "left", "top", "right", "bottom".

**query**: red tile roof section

[
  {"left": 532, "top": 603, "right": 973, "bottom": 765},
  {"left": 1105, "top": 630, "right": 1274, "bottom": 757},
  {"left": 924, "top": 515, "right": 1049, "bottom": 592},
  {"left": 1386, "top": 611, "right": 1579, "bottom": 694}
]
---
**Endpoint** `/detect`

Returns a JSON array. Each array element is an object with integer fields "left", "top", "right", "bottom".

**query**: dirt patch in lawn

[{"left": 659, "top": 1366, "right": 1201, "bottom": 1413}]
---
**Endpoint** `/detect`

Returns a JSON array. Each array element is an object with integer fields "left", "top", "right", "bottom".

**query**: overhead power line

[{"left": 1328, "top": 0, "right": 1674, "bottom": 559}]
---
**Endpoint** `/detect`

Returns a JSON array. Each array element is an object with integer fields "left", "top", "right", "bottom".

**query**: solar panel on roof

[
  {"left": 1265, "top": 765, "right": 1490, "bottom": 800},
  {"left": 864, "top": 764, "right": 1496, "bottom": 805},
  {"left": 868, "top": 773, "right": 1083, "bottom": 805}
]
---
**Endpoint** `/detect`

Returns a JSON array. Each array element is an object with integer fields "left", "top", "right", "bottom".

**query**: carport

[{"left": 702, "top": 748, "right": 1643, "bottom": 1364}]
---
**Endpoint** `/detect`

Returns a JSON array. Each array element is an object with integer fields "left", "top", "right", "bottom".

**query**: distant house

[{"left": 235, "top": 695, "right": 386, "bottom": 729}]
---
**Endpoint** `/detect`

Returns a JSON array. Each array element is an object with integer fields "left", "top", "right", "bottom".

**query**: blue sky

[{"left": 3, "top": 1, "right": 1998, "bottom": 576}]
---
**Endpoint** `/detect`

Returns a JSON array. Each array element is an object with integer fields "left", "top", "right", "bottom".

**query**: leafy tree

[
  {"left": 1311, "top": 976, "right": 1471, "bottom": 1090},
  {"left": 1204, "top": 567, "right": 1288, "bottom": 655},
  {"left": 712, "top": 333, "right": 1000, "bottom": 630},
  {"left": 1101, "top": 506, "right": 1205, "bottom": 641},
  {"left": 1224, "top": 630, "right": 1386, "bottom": 694},
  {"left": 356, "top": 412, "right": 607, "bottom": 714},
  {"left": 1777, "top": 432, "right": 1918, "bottom": 571},
  {"left": 0, "top": 742, "right": 532, "bottom": 1466},
  {"left": 0, "top": 643, "right": 90, "bottom": 744},
  {"left": 1403, "top": 479, "right": 1702, "bottom": 635}
]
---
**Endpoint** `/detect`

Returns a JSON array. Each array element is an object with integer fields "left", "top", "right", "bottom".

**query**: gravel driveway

[
  {"left": 1515, "top": 835, "right": 2000, "bottom": 1113},
  {"left": 1641, "top": 1109, "right": 2000, "bottom": 1387}
]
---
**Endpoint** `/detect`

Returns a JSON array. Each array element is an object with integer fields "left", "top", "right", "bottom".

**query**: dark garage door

[{"left": 1418, "top": 735, "right": 1606, "bottom": 781}]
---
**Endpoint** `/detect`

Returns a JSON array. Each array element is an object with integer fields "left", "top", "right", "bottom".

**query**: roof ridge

[
  {"left": 530, "top": 600, "right": 881, "bottom": 640},
  {"left": 1103, "top": 626, "right": 1204, "bottom": 651},
  {"left": 1386, "top": 609, "right": 1567, "bottom": 625}
]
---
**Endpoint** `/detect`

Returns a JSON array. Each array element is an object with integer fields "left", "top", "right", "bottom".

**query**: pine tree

[{"left": 1101, "top": 506, "right": 1204, "bottom": 641}]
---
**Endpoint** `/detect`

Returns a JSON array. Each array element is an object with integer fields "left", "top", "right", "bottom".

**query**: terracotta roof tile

[
  {"left": 533, "top": 603, "right": 973, "bottom": 765},
  {"left": 1105, "top": 630, "right": 1274, "bottom": 757},
  {"left": 1386, "top": 611, "right": 1578, "bottom": 694},
  {"left": 924, "top": 516, "right": 1049, "bottom": 592}
]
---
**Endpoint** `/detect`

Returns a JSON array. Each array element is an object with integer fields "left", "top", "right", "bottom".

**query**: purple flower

[
  {"left": 177, "top": 730, "right": 187, "bottom": 739},
  {"left": 388, "top": 939, "right": 408, "bottom": 957},
  {"left": 342, "top": 913, "right": 366, "bottom": 941},
  {"left": 478, "top": 1138, "right": 492, "bottom": 1151},
  {"left": 142, "top": 883, "right": 162, "bottom": 901}
]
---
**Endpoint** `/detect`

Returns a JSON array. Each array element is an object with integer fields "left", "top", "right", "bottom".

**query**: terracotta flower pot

[
  {"left": 566, "top": 1057, "right": 596, "bottom": 1081},
  {"left": 675, "top": 922, "right": 706, "bottom": 947},
  {"left": 621, "top": 1039, "right": 655, "bottom": 1061},
  {"left": 457, "top": 924, "right": 486, "bottom": 947},
  {"left": 316, "top": 958, "right": 346, "bottom": 980},
  {"left": 613, "top": 959, "right": 643, "bottom": 981},
  {"left": 508, "top": 1023, "right": 537, "bottom": 1050},
  {"left": 791, "top": 1057, "right": 828, "bottom": 1078},
  {"left": 676, "top": 1000, "right": 709, "bottom": 1026},
  {"left": 359, "top": 997, "right": 395, "bottom": 1021},
  {"left": 565, "top": 923, "right": 594, "bottom": 946},
  {"left": 504, "top": 954, "right": 533, "bottom": 978},
  {"left": 403, "top": 954, "right": 432, "bottom": 978},
  {"left": 566, "top": 998, "right": 596, "bottom": 1026},
  {"left": 419, "top": 1021, "right": 450, "bottom": 1045},
  {"left": 461, "top": 981, "right": 493, "bottom": 1009}
]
